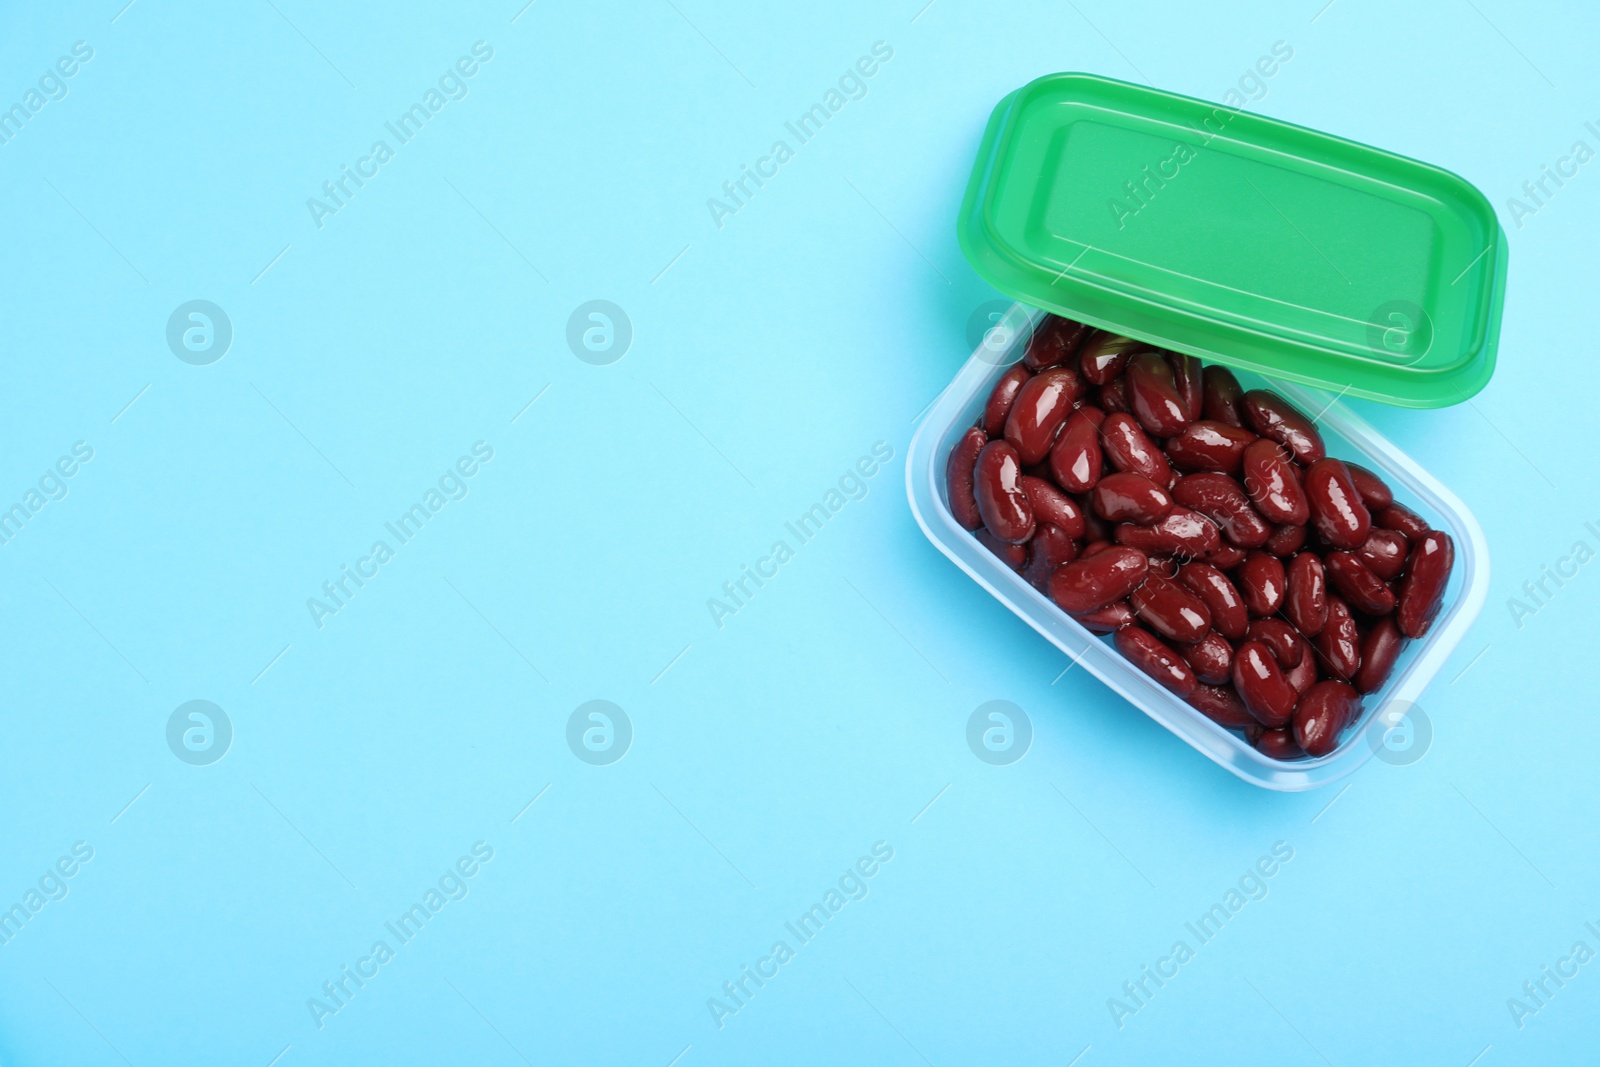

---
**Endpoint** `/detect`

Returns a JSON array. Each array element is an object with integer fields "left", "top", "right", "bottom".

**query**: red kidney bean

[
  {"left": 1202, "top": 365, "right": 1246, "bottom": 427},
  {"left": 974, "top": 440, "right": 1035, "bottom": 544},
  {"left": 1024, "top": 314, "right": 1090, "bottom": 371},
  {"left": 1131, "top": 574, "right": 1213, "bottom": 644},
  {"left": 946, "top": 426, "right": 987, "bottom": 530},
  {"left": 1205, "top": 543, "right": 1248, "bottom": 569},
  {"left": 1344, "top": 463, "right": 1394, "bottom": 510},
  {"left": 1020, "top": 476, "right": 1087, "bottom": 539},
  {"left": 1080, "top": 539, "right": 1114, "bottom": 558},
  {"left": 1172, "top": 473, "right": 1272, "bottom": 549},
  {"left": 1126, "top": 351, "right": 1190, "bottom": 437},
  {"left": 1240, "top": 439, "right": 1310, "bottom": 525},
  {"left": 1090, "top": 472, "right": 1172, "bottom": 524},
  {"left": 1375, "top": 502, "right": 1431, "bottom": 542},
  {"left": 1021, "top": 522, "right": 1078, "bottom": 592},
  {"left": 1101, "top": 413, "right": 1176, "bottom": 487},
  {"left": 1354, "top": 616, "right": 1403, "bottom": 693},
  {"left": 1190, "top": 682, "right": 1255, "bottom": 727},
  {"left": 1283, "top": 636, "right": 1319, "bottom": 694},
  {"left": 1246, "top": 618, "right": 1303, "bottom": 668},
  {"left": 1355, "top": 528, "right": 1409, "bottom": 581},
  {"left": 1326, "top": 551, "right": 1397, "bottom": 616},
  {"left": 1165, "top": 420, "right": 1256, "bottom": 474},
  {"left": 1005, "top": 367, "right": 1084, "bottom": 465},
  {"left": 1167, "top": 352, "right": 1204, "bottom": 422},
  {"left": 1232, "top": 640, "right": 1298, "bottom": 727},
  {"left": 1051, "top": 545, "right": 1149, "bottom": 615},
  {"left": 1293, "top": 680, "right": 1358, "bottom": 757},
  {"left": 1177, "top": 562, "right": 1249, "bottom": 640},
  {"left": 1284, "top": 552, "right": 1328, "bottom": 636},
  {"left": 1075, "top": 599, "right": 1136, "bottom": 633},
  {"left": 983, "top": 363, "right": 1031, "bottom": 437},
  {"left": 1114, "top": 508, "right": 1220, "bottom": 558},
  {"left": 1182, "top": 631, "right": 1234, "bottom": 685},
  {"left": 1242, "top": 389, "right": 1326, "bottom": 464},
  {"left": 1098, "top": 378, "right": 1131, "bottom": 414},
  {"left": 1255, "top": 727, "right": 1305, "bottom": 760},
  {"left": 1304, "top": 459, "right": 1372, "bottom": 549},
  {"left": 1263, "top": 523, "right": 1308, "bottom": 557},
  {"left": 1078, "top": 332, "right": 1142, "bottom": 385},
  {"left": 1115, "top": 625, "right": 1198, "bottom": 697},
  {"left": 1398, "top": 530, "right": 1454, "bottom": 638},
  {"left": 975, "top": 527, "right": 1027, "bottom": 570},
  {"left": 1314, "top": 597, "right": 1361, "bottom": 680},
  {"left": 1236, "top": 551, "right": 1286, "bottom": 617},
  {"left": 1050, "top": 408, "right": 1104, "bottom": 493}
]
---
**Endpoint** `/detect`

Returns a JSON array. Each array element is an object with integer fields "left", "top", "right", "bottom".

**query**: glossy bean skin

[
  {"left": 1264, "top": 523, "right": 1308, "bottom": 557},
  {"left": 1205, "top": 543, "right": 1248, "bottom": 569},
  {"left": 1024, "top": 314, "right": 1090, "bottom": 371},
  {"left": 1075, "top": 599, "right": 1136, "bottom": 633},
  {"left": 1232, "top": 640, "right": 1298, "bottom": 727},
  {"left": 1050, "top": 407, "right": 1104, "bottom": 493},
  {"left": 1020, "top": 476, "right": 1087, "bottom": 539},
  {"left": 1183, "top": 631, "right": 1235, "bottom": 685},
  {"left": 1344, "top": 463, "right": 1394, "bottom": 509},
  {"left": 1005, "top": 367, "right": 1085, "bottom": 464},
  {"left": 1098, "top": 378, "right": 1131, "bottom": 414},
  {"left": 1189, "top": 682, "right": 1255, "bottom": 727},
  {"left": 1172, "top": 473, "right": 1272, "bottom": 549},
  {"left": 1113, "top": 507, "right": 1221, "bottom": 558},
  {"left": 946, "top": 427, "right": 987, "bottom": 530},
  {"left": 983, "top": 363, "right": 1031, "bottom": 437},
  {"left": 1240, "top": 439, "right": 1310, "bottom": 525},
  {"left": 974, "top": 440, "right": 1035, "bottom": 544},
  {"left": 1325, "top": 551, "right": 1397, "bottom": 616},
  {"left": 1398, "top": 530, "right": 1454, "bottom": 638},
  {"left": 1284, "top": 552, "right": 1328, "bottom": 636},
  {"left": 1246, "top": 618, "right": 1303, "bottom": 668},
  {"left": 1242, "top": 389, "right": 1326, "bottom": 464},
  {"left": 1167, "top": 352, "right": 1204, "bottom": 422},
  {"left": 1354, "top": 616, "right": 1403, "bottom": 693},
  {"left": 1353, "top": 528, "right": 1408, "bottom": 582},
  {"left": 1237, "top": 551, "right": 1287, "bottom": 617},
  {"left": 975, "top": 528, "right": 1027, "bottom": 570},
  {"left": 1102, "top": 413, "right": 1176, "bottom": 487},
  {"left": 1293, "top": 680, "right": 1359, "bottom": 757},
  {"left": 1255, "top": 727, "right": 1306, "bottom": 760},
  {"left": 1177, "top": 562, "right": 1249, "bottom": 640},
  {"left": 1078, "top": 332, "right": 1143, "bottom": 385},
  {"left": 1115, "top": 625, "right": 1198, "bottom": 697},
  {"left": 1090, "top": 472, "right": 1173, "bottom": 524},
  {"left": 1202, "top": 366, "right": 1246, "bottom": 427},
  {"left": 1165, "top": 420, "right": 1256, "bottom": 474},
  {"left": 1126, "top": 351, "right": 1191, "bottom": 437},
  {"left": 1304, "top": 459, "right": 1372, "bottom": 549},
  {"left": 1283, "top": 636, "right": 1319, "bottom": 694},
  {"left": 1314, "top": 596, "right": 1361, "bottom": 681},
  {"left": 1131, "top": 574, "right": 1213, "bottom": 644},
  {"left": 1375, "top": 502, "right": 1430, "bottom": 542},
  {"left": 1021, "top": 522, "right": 1078, "bottom": 593},
  {"left": 1050, "top": 545, "right": 1150, "bottom": 615}
]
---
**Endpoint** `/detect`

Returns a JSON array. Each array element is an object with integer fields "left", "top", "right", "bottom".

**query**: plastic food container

[{"left": 907, "top": 74, "right": 1501, "bottom": 789}]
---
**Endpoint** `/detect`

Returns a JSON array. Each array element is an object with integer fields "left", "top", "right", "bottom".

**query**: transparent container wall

[{"left": 906, "top": 305, "right": 1490, "bottom": 790}]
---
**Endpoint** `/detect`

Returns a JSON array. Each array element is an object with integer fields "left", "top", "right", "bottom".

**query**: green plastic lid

[{"left": 958, "top": 73, "right": 1506, "bottom": 408}]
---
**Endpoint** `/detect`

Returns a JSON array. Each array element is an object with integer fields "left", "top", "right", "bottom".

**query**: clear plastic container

[{"left": 907, "top": 304, "right": 1490, "bottom": 790}]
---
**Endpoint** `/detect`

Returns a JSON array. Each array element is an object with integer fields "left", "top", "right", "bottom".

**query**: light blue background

[{"left": 1, "top": 0, "right": 1596, "bottom": 1064}]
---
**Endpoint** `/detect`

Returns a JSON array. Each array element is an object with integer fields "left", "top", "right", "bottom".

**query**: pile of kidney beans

[{"left": 946, "top": 314, "right": 1455, "bottom": 760}]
